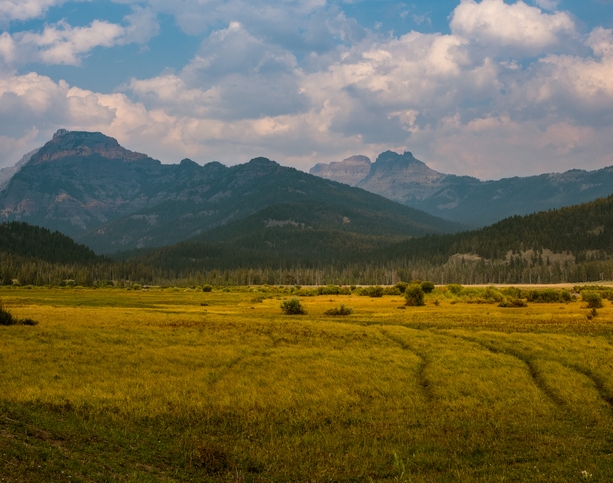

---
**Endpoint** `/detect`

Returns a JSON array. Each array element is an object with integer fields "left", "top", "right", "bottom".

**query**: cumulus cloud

[{"left": 450, "top": 0, "right": 575, "bottom": 55}]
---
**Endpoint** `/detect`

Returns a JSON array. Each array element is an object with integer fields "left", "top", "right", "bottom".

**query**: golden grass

[{"left": 1, "top": 286, "right": 612, "bottom": 481}]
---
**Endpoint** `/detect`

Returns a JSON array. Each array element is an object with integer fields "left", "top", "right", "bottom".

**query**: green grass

[{"left": 1, "top": 286, "right": 612, "bottom": 481}]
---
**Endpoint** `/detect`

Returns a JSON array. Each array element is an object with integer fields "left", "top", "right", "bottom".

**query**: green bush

[
  {"left": 499, "top": 298, "right": 528, "bottom": 308},
  {"left": 394, "top": 282, "right": 409, "bottom": 293},
  {"left": 446, "top": 284, "right": 463, "bottom": 295},
  {"left": 405, "top": 285, "right": 425, "bottom": 306},
  {"left": 383, "top": 287, "right": 401, "bottom": 296},
  {"left": 358, "top": 286, "right": 384, "bottom": 297},
  {"left": 421, "top": 281, "right": 435, "bottom": 294},
  {"left": 202, "top": 285, "right": 213, "bottom": 292},
  {"left": 324, "top": 305, "right": 353, "bottom": 316},
  {"left": 280, "top": 298, "right": 306, "bottom": 315},
  {"left": 582, "top": 291, "right": 604, "bottom": 309},
  {"left": 0, "top": 305, "right": 15, "bottom": 326}
]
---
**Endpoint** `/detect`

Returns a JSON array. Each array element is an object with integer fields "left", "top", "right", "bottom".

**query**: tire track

[
  {"left": 453, "top": 334, "right": 566, "bottom": 407},
  {"left": 564, "top": 363, "right": 613, "bottom": 411},
  {"left": 380, "top": 329, "right": 433, "bottom": 402},
  {"left": 455, "top": 333, "right": 613, "bottom": 413}
]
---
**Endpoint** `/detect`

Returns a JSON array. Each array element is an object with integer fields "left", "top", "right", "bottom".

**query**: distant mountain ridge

[
  {"left": 310, "top": 151, "right": 613, "bottom": 227},
  {"left": 0, "top": 130, "right": 461, "bottom": 254}
]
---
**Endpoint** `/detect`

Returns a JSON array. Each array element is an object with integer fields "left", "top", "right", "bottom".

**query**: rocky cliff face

[
  {"left": 357, "top": 151, "right": 455, "bottom": 203},
  {"left": 310, "top": 155, "right": 371, "bottom": 186}
]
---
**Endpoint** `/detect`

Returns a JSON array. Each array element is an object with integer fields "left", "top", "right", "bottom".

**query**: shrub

[
  {"left": 280, "top": 297, "right": 306, "bottom": 315},
  {"left": 358, "top": 286, "right": 384, "bottom": 297},
  {"left": 383, "top": 286, "right": 401, "bottom": 296},
  {"left": 405, "top": 285, "right": 425, "bottom": 306},
  {"left": 421, "top": 281, "right": 435, "bottom": 294},
  {"left": 324, "top": 305, "right": 353, "bottom": 316},
  {"left": 582, "top": 291, "right": 604, "bottom": 309},
  {"left": 202, "top": 285, "right": 213, "bottom": 292},
  {"left": 394, "top": 282, "right": 409, "bottom": 294},
  {"left": 0, "top": 305, "right": 15, "bottom": 326},
  {"left": 317, "top": 285, "right": 351, "bottom": 296},
  {"left": 446, "top": 284, "right": 463, "bottom": 295},
  {"left": 499, "top": 298, "right": 528, "bottom": 308}
]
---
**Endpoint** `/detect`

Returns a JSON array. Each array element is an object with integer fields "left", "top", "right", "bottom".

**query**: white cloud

[
  {"left": 0, "top": 0, "right": 65, "bottom": 24},
  {"left": 0, "top": 7, "right": 160, "bottom": 66},
  {"left": 450, "top": 0, "right": 575, "bottom": 55},
  {"left": 16, "top": 20, "right": 125, "bottom": 65}
]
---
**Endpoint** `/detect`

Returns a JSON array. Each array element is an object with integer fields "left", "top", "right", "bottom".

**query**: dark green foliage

[
  {"left": 525, "top": 289, "right": 568, "bottom": 303},
  {"left": 202, "top": 285, "right": 213, "bottom": 292},
  {"left": 405, "top": 285, "right": 425, "bottom": 306},
  {"left": 0, "top": 305, "right": 15, "bottom": 326},
  {"left": 447, "top": 284, "right": 464, "bottom": 295},
  {"left": 0, "top": 222, "right": 102, "bottom": 264},
  {"left": 324, "top": 305, "right": 353, "bottom": 316},
  {"left": 582, "top": 291, "right": 604, "bottom": 308},
  {"left": 394, "top": 282, "right": 409, "bottom": 293},
  {"left": 498, "top": 298, "right": 528, "bottom": 308},
  {"left": 357, "top": 286, "right": 384, "bottom": 297},
  {"left": 280, "top": 298, "right": 306, "bottom": 315},
  {"left": 421, "top": 281, "right": 435, "bottom": 293}
]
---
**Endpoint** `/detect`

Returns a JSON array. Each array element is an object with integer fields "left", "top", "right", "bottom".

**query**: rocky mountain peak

[
  {"left": 31, "top": 131, "right": 149, "bottom": 165},
  {"left": 53, "top": 128, "right": 69, "bottom": 139},
  {"left": 368, "top": 151, "right": 432, "bottom": 176}
]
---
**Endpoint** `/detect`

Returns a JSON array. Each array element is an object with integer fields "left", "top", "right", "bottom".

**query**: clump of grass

[
  {"left": 324, "top": 304, "right": 353, "bottom": 316},
  {"left": 280, "top": 297, "right": 306, "bottom": 315}
]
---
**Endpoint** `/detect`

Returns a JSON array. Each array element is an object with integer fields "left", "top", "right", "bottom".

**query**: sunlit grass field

[{"left": 1, "top": 286, "right": 613, "bottom": 482}]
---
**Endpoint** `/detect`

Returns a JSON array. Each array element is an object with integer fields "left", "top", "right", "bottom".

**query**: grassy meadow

[{"left": 1, "top": 285, "right": 613, "bottom": 482}]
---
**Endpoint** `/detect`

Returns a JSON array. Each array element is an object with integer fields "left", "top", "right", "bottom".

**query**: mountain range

[
  {"left": 310, "top": 151, "right": 613, "bottom": 227},
  {"left": 0, "top": 130, "right": 459, "bottom": 254}
]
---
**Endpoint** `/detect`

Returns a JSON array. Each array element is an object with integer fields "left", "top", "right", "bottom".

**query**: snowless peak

[{"left": 53, "top": 129, "right": 69, "bottom": 139}]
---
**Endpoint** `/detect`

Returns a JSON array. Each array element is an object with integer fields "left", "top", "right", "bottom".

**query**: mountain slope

[
  {"left": 376, "top": 193, "right": 613, "bottom": 266},
  {"left": 0, "top": 221, "right": 102, "bottom": 265},
  {"left": 311, "top": 151, "right": 613, "bottom": 227},
  {"left": 81, "top": 157, "right": 462, "bottom": 253}
]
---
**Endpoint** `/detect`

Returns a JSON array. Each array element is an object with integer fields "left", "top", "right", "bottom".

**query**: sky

[{"left": 1, "top": 0, "right": 613, "bottom": 180}]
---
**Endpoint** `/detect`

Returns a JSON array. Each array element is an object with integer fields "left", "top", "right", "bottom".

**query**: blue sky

[{"left": 1, "top": 0, "right": 613, "bottom": 179}]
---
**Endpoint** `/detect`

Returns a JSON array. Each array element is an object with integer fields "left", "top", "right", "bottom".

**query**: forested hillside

[{"left": 4, "top": 194, "right": 613, "bottom": 287}]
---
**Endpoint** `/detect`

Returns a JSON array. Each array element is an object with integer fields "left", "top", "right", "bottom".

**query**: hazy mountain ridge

[
  {"left": 311, "top": 151, "right": 613, "bottom": 227},
  {"left": 0, "top": 131, "right": 461, "bottom": 254}
]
